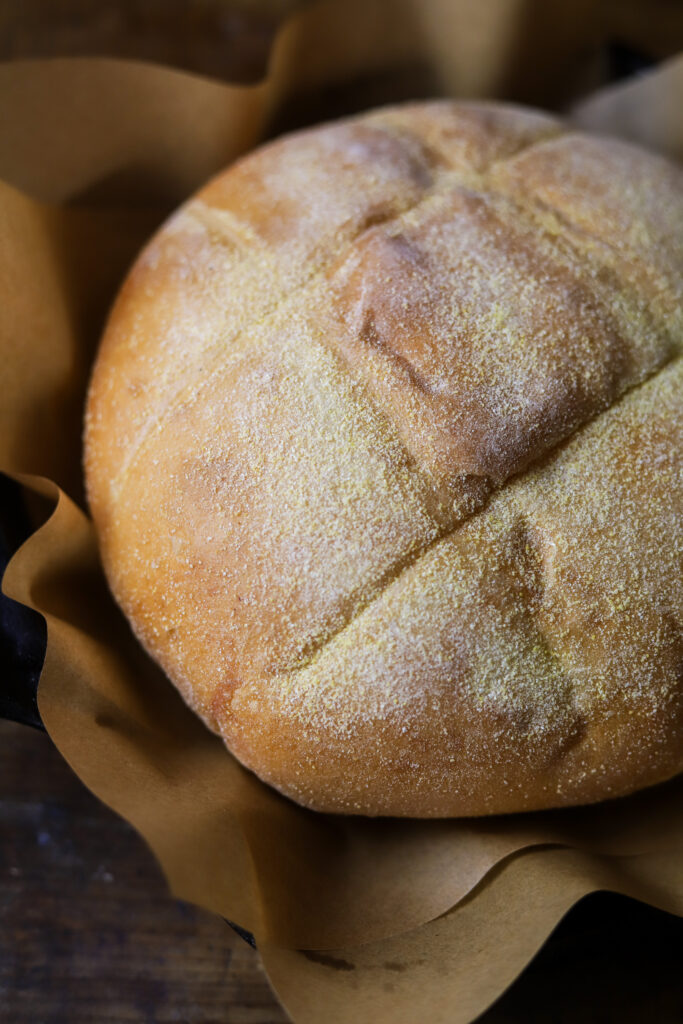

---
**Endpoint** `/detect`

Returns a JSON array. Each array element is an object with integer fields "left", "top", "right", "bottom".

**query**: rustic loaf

[{"left": 84, "top": 101, "right": 683, "bottom": 815}]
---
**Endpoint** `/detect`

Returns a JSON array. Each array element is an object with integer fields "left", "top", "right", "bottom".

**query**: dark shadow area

[
  {"left": 478, "top": 890, "right": 683, "bottom": 1023},
  {"left": 0, "top": 474, "right": 46, "bottom": 730},
  {"left": 268, "top": 62, "right": 441, "bottom": 139}
]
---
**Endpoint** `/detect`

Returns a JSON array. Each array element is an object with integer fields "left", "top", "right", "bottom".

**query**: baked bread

[{"left": 84, "top": 101, "right": 683, "bottom": 816}]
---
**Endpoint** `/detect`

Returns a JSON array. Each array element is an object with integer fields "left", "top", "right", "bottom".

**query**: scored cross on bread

[{"left": 85, "top": 102, "right": 682, "bottom": 816}]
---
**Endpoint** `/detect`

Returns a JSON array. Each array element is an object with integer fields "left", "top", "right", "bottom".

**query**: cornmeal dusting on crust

[{"left": 84, "top": 101, "right": 683, "bottom": 817}]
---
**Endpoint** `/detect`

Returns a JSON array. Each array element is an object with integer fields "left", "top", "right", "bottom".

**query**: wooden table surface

[
  {"left": 2, "top": 717, "right": 682, "bottom": 1024},
  {"left": 0, "top": 719, "right": 288, "bottom": 1024}
]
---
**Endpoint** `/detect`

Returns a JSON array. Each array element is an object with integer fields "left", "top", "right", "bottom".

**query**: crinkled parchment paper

[{"left": 1, "top": 2, "right": 681, "bottom": 1021}]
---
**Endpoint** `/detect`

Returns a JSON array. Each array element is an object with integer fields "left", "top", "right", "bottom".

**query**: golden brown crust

[{"left": 84, "top": 101, "right": 683, "bottom": 816}]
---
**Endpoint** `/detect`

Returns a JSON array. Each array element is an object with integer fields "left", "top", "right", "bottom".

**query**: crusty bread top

[{"left": 84, "top": 102, "right": 683, "bottom": 815}]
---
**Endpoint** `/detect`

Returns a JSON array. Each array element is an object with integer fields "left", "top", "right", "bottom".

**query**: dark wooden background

[{"left": 0, "top": 720, "right": 288, "bottom": 1023}]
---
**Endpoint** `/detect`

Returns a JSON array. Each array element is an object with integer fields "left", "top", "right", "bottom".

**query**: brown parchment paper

[
  {"left": 263, "top": 846, "right": 683, "bottom": 1024},
  {"left": 1, "top": 1, "right": 682, "bottom": 1020},
  {"left": 572, "top": 54, "right": 683, "bottom": 162}
]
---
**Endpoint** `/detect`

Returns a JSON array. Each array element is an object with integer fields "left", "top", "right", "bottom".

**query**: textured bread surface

[{"left": 85, "top": 102, "right": 683, "bottom": 816}]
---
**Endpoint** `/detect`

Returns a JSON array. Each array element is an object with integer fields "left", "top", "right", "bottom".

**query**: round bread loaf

[{"left": 84, "top": 101, "right": 683, "bottom": 816}]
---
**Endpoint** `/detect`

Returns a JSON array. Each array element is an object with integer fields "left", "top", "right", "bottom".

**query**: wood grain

[{"left": 0, "top": 719, "right": 289, "bottom": 1024}]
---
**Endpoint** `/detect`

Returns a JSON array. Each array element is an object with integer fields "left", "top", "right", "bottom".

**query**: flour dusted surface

[{"left": 84, "top": 102, "right": 683, "bottom": 816}]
